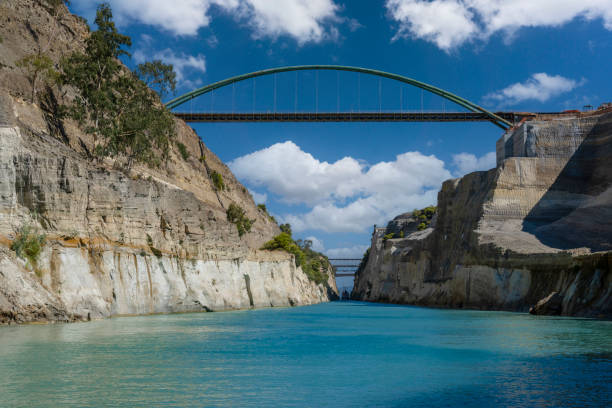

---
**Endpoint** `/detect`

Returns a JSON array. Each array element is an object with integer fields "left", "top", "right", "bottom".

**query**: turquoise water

[{"left": 1, "top": 302, "right": 611, "bottom": 407}]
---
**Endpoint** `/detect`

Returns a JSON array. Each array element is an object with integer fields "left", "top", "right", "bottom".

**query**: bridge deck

[{"left": 174, "top": 111, "right": 524, "bottom": 123}]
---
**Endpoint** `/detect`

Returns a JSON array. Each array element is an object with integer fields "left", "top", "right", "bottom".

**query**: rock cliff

[
  {"left": 353, "top": 109, "right": 612, "bottom": 317},
  {"left": 0, "top": 0, "right": 337, "bottom": 324}
]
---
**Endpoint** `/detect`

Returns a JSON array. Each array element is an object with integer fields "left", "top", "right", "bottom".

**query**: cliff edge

[{"left": 353, "top": 109, "right": 612, "bottom": 317}]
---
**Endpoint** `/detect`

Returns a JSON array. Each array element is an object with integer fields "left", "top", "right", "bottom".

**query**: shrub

[
  {"left": 177, "top": 142, "right": 189, "bottom": 160},
  {"left": 262, "top": 232, "right": 305, "bottom": 266},
  {"left": 211, "top": 171, "right": 224, "bottom": 191},
  {"left": 383, "top": 232, "right": 395, "bottom": 241},
  {"left": 262, "top": 232, "right": 332, "bottom": 285},
  {"left": 303, "top": 259, "right": 327, "bottom": 285},
  {"left": 423, "top": 206, "right": 436, "bottom": 218},
  {"left": 413, "top": 206, "right": 437, "bottom": 230},
  {"left": 226, "top": 203, "right": 254, "bottom": 237},
  {"left": 11, "top": 225, "right": 46, "bottom": 267}
]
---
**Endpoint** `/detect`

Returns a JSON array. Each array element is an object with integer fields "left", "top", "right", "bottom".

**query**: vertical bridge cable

[
  {"left": 315, "top": 71, "right": 319, "bottom": 113},
  {"left": 421, "top": 89, "right": 424, "bottom": 115},
  {"left": 378, "top": 78, "right": 382, "bottom": 113},
  {"left": 273, "top": 73, "right": 277, "bottom": 113},
  {"left": 252, "top": 78, "right": 256, "bottom": 115},
  {"left": 337, "top": 71, "right": 340, "bottom": 113},
  {"left": 294, "top": 72, "right": 298, "bottom": 113},
  {"left": 232, "top": 82, "right": 235, "bottom": 114},
  {"left": 400, "top": 85, "right": 403, "bottom": 113},
  {"left": 358, "top": 74, "right": 361, "bottom": 112}
]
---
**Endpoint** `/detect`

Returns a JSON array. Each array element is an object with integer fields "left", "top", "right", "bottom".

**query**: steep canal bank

[{"left": 353, "top": 109, "right": 612, "bottom": 317}]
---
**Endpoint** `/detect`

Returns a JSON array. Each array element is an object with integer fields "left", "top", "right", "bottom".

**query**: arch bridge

[{"left": 166, "top": 65, "right": 524, "bottom": 130}]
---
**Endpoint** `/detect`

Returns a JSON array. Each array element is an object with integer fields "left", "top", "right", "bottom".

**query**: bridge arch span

[{"left": 165, "top": 65, "right": 511, "bottom": 129}]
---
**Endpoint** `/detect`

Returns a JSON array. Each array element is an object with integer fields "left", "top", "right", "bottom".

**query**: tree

[
  {"left": 16, "top": 53, "right": 58, "bottom": 103},
  {"left": 296, "top": 239, "right": 312, "bottom": 251},
  {"left": 279, "top": 223, "right": 292, "bottom": 236},
  {"left": 137, "top": 60, "right": 176, "bottom": 100},
  {"left": 60, "top": 4, "right": 175, "bottom": 168}
]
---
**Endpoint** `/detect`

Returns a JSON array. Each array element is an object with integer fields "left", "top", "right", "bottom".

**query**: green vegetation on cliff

[
  {"left": 58, "top": 4, "right": 176, "bottom": 168},
  {"left": 211, "top": 171, "right": 225, "bottom": 191},
  {"left": 176, "top": 142, "right": 190, "bottom": 161},
  {"left": 11, "top": 225, "right": 46, "bottom": 268},
  {"left": 226, "top": 203, "right": 254, "bottom": 237},
  {"left": 414, "top": 206, "right": 436, "bottom": 230},
  {"left": 16, "top": 53, "right": 58, "bottom": 103},
  {"left": 262, "top": 230, "right": 330, "bottom": 285}
]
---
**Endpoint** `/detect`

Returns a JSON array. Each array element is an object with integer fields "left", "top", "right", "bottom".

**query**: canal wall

[
  {"left": 353, "top": 111, "right": 612, "bottom": 317},
  {"left": 0, "top": 0, "right": 337, "bottom": 324}
]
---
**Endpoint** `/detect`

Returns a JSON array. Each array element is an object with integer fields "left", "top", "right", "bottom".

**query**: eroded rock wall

[
  {"left": 0, "top": 1, "right": 337, "bottom": 324},
  {"left": 353, "top": 112, "right": 612, "bottom": 317}
]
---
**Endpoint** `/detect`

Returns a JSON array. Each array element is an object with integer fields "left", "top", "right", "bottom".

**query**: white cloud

[
  {"left": 326, "top": 245, "right": 369, "bottom": 259},
  {"left": 386, "top": 0, "right": 612, "bottom": 51},
  {"left": 298, "top": 237, "right": 367, "bottom": 260},
  {"left": 133, "top": 48, "right": 206, "bottom": 86},
  {"left": 249, "top": 189, "right": 268, "bottom": 204},
  {"left": 305, "top": 236, "right": 325, "bottom": 252},
  {"left": 71, "top": 0, "right": 225, "bottom": 36},
  {"left": 239, "top": 0, "right": 340, "bottom": 44},
  {"left": 71, "top": 0, "right": 341, "bottom": 44},
  {"left": 484, "top": 73, "right": 581, "bottom": 105},
  {"left": 230, "top": 141, "right": 450, "bottom": 233},
  {"left": 452, "top": 152, "right": 496, "bottom": 176},
  {"left": 282, "top": 189, "right": 439, "bottom": 233},
  {"left": 386, "top": 0, "right": 478, "bottom": 51}
]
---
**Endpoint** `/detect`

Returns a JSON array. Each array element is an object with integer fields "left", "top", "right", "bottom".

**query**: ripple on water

[{"left": 0, "top": 302, "right": 610, "bottom": 407}]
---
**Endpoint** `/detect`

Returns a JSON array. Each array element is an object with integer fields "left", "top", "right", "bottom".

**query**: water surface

[{"left": 1, "top": 302, "right": 611, "bottom": 407}]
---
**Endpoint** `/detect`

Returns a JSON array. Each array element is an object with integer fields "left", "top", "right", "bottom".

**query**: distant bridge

[
  {"left": 329, "top": 258, "right": 361, "bottom": 277},
  {"left": 166, "top": 65, "right": 517, "bottom": 130}
]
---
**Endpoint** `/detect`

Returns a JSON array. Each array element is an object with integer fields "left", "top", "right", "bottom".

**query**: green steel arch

[{"left": 165, "top": 65, "right": 512, "bottom": 129}]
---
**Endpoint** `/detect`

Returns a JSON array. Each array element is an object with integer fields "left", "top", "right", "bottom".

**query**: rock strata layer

[{"left": 353, "top": 111, "right": 612, "bottom": 317}]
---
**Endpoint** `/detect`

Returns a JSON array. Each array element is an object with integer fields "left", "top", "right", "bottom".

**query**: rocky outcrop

[
  {"left": 0, "top": 1, "right": 336, "bottom": 324},
  {"left": 529, "top": 292, "right": 563, "bottom": 315},
  {"left": 353, "top": 110, "right": 612, "bottom": 317}
]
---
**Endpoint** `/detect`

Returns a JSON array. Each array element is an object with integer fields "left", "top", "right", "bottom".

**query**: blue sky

[{"left": 70, "top": 1, "right": 612, "bottom": 265}]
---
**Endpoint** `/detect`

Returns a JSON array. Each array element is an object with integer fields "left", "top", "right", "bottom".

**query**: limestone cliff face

[
  {"left": 0, "top": 1, "right": 337, "bottom": 324},
  {"left": 353, "top": 111, "right": 612, "bottom": 317}
]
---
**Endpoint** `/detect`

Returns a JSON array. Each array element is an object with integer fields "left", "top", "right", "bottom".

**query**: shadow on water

[{"left": 522, "top": 113, "right": 612, "bottom": 251}]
